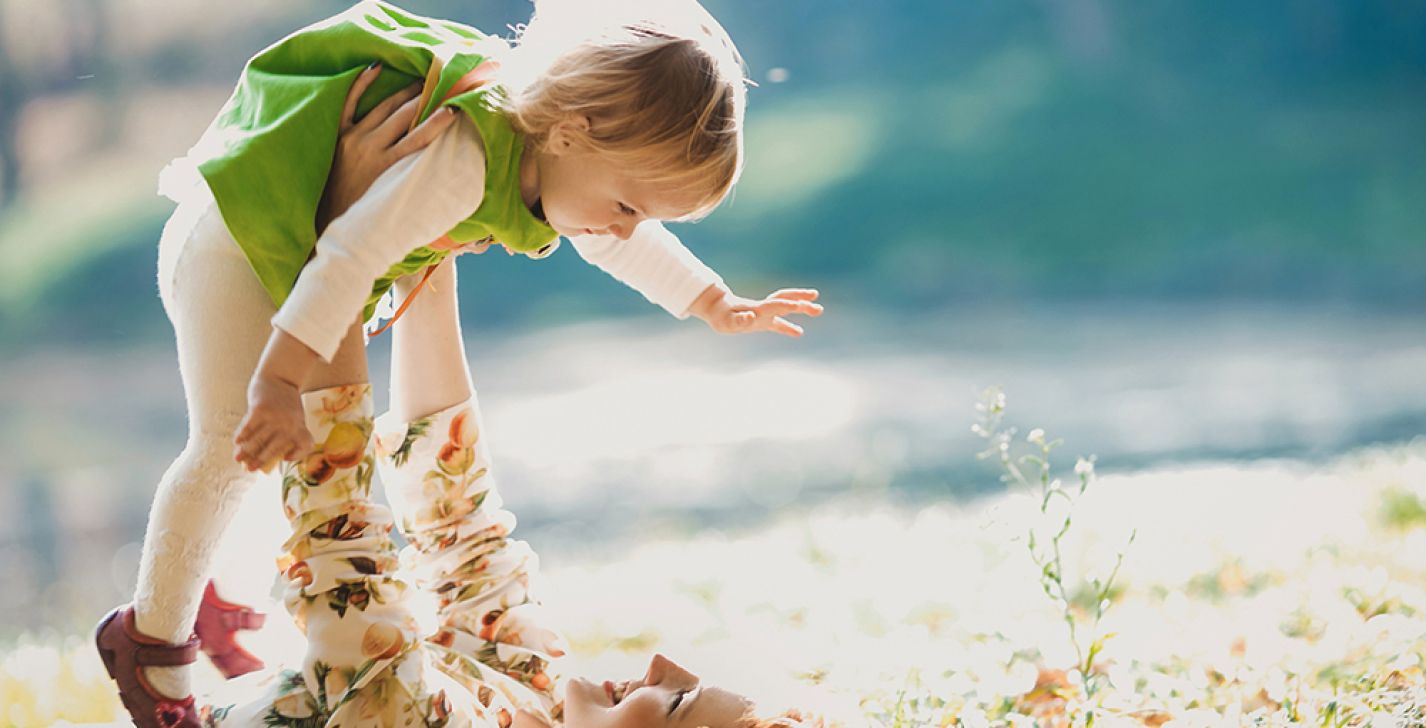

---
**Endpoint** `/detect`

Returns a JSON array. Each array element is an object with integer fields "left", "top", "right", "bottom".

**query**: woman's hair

[
  {"left": 501, "top": 0, "right": 749, "bottom": 222},
  {"left": 736, "top": 707, "right": 828, "bottom": 728}
]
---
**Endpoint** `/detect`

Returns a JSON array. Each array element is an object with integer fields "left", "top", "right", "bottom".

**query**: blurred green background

[{"left": 1, "top": 0, "right": 1424, "bottom": 640}]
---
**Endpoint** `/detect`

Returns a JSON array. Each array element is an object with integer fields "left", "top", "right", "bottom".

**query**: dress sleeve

[
  {"left": 567, "top": 222, "right": 724, "bottom": 320},
  {"left": 270, "top": 115, "right": 487, "bottom": 363}
]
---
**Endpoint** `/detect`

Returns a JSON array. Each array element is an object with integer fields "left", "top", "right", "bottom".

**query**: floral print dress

[{"left": 200, "top": 383, "right": 566, "bottom": 727}]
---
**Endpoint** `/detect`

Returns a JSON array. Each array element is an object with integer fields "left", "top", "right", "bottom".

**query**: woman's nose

[{"left": 645, "top": 653, "right": 696, "bottom": 687}]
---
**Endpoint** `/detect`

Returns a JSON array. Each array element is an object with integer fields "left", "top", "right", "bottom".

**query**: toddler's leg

[
  {"left": 194, "top": 315, "right": 375, "bottom": 684},
  {"left": 128, "top": 200, "right": 283, "bottom": 705},
  {"left": 374, "top": 259, "right": 567, "bottom": 725}
]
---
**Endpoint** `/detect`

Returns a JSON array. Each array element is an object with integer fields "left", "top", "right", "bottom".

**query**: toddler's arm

[
  {"left": 268, "top": 113, "right": 487, "bottom": 367},
  {"left": 567, "top": 223, "right": 724, "bottom": 320},
  {"left": 568, "top": 225, "right": 823, "bottom": 337},
  {"left": 235, "top": 112, "right": 484, "bottom": 473}
]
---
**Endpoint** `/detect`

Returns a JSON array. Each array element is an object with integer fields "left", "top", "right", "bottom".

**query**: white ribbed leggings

[{"left": 139, "top": 188, "right": 475, "bottom": 698}]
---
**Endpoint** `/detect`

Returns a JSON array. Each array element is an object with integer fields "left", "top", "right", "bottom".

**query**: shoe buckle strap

[
  {"left": 133, "top": 636, "right": 200, "bottom": 667},
  {"left": 220, "top": 607, "right": 266, "bottom": 632}
]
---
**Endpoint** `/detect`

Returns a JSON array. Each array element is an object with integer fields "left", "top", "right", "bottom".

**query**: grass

[
  {"left": 4, "top": 442, "right": 1426, "bottom": 727},
  {"left": 0, "top": 637, "right": 122, "bottom": 726}
]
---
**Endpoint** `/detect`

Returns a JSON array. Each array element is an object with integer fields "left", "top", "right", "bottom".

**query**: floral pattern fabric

[
  {"left": 374, "top": 395, "right": 567, "bottom": 726},
  {"left": 200, "top": 383, "right": 564, "bottom": 727}
]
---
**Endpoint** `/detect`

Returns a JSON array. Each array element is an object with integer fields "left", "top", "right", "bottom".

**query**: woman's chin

[{"left": 565, "top": 676, "right": 600, "bottom": 705}]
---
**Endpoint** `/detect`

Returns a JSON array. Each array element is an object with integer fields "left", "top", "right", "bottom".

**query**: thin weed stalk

[{"left": 973, "top": 387, "right": 1136, "bottom": 722}]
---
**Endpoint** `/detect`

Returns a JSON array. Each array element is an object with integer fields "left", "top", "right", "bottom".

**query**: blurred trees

[
  {"left": 0, "top": 0, "right": 116, "bottom": 207},
  {"left": 0, "top": 6, "right": 22, "bottom": 208},
  {"left": 0, "top": 0, "right": 1423, "bottom": 349}
]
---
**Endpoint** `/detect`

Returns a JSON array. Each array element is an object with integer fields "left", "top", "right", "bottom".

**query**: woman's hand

[
  {"left": 233, "top": 373, "right": 314, "bottom": 473},
  {"left": 688, "top": 284, "right": 824, "bottom": 337},
  {"left": 428, "top": 235, "right": 497, "bottom": 257},
  {"left": 316, "top": 62, "right": 459, "bottom": 232}
]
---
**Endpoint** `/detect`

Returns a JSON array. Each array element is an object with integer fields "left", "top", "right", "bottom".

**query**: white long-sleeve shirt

[{"left": 267, "top": 115, "right": 724, "bottom": 362}]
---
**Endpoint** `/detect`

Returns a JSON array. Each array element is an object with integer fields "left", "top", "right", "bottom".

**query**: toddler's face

[{"left": 534, "top": 119, "right": 693, "bottom": 240}]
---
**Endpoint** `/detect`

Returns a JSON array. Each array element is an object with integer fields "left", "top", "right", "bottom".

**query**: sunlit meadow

[
  {"left": 5, "top": 385, "right": 1424, "bottom": 727},
  {"left": 3, "top": 1, "right": 1425, "bottom": 726}
]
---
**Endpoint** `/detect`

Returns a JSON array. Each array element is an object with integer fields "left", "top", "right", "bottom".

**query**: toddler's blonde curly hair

[{"left": 501, "top": 0, "right": 749, "bottom": 222}]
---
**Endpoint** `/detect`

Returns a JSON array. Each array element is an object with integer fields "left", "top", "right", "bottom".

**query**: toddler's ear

[{"left": 547, "top": 114, "right": 593, "bottom": 153}]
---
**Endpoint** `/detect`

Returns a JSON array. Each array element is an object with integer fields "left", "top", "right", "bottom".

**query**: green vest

[{"left": 192, "top": 1, "right": 558, "bottom": 323}]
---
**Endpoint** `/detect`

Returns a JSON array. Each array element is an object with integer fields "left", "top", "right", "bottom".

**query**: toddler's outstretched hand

[
  {"left": 233, "top": 374, "right": 313, "bottom": 474},
  {"left": 690, "top": 285, "right": 823, "bottom": 337}
]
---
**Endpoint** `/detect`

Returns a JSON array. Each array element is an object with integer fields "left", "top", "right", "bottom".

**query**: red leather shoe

[
  {"left": 193, "top": 579, "right": 266, "bottom": 679},
  {"left": 94, "top": 604, "right": 202, "bottom": 728}
]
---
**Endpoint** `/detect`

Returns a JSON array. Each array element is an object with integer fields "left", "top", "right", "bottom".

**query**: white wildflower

[{"left": 1075, "top": 456, "right": 1096, "bottom": 477}]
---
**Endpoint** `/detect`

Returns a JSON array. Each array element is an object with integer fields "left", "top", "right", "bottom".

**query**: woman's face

[{"left": 564, "top": 653, "right": 753, "bottom": 728}]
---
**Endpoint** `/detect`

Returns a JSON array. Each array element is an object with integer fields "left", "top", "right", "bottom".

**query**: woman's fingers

[
  {"left": 453, "top": 240, "right": 492, "bottom": 256},
  {"left": 373, "top": 93, "right": 424, "bottom": 147},
  {"left": 389, "top": 106, "right": 456, "bottom": 158},
  {"left": 341, "top": 63, "right": 383, "bottom": 132},
  {"left": 353, "top": 83, "right": 421, "bottom": 134}
]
